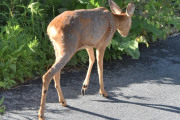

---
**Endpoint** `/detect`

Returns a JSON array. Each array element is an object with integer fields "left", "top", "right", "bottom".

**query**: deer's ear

[
  {"left": 108, "top": 0, "right": 122, "bottom": 14},
  {"left": 126, "top": 2, "right": 135, "bottom": 17}
]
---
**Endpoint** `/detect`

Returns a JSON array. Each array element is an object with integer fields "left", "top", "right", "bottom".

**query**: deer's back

[{"left": 47, "top": 7, "right": 115, "bottom": 50}]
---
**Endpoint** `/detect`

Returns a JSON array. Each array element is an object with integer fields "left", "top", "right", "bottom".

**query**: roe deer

[{"left": 39, "top": 0, "right": 135, "bottom": 119}]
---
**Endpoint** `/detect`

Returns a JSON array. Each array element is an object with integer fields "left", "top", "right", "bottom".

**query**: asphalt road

[{"left": 1, "top": 34, "right": 180, "bottom": 120}]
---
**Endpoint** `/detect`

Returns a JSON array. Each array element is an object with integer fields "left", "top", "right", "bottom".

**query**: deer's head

[{"left": 109, "top": 0, "right": 135, "bottom": 37}]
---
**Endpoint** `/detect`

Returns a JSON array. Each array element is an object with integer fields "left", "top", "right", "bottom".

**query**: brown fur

[{"left": 39, "top": 1, "right": 135, "bottom": 119}]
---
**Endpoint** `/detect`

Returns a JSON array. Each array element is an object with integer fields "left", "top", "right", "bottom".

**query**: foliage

[
  {"left": 0, "top": 0, "right": 52, "bottom": 89},
  {"left": 105, "top": 0, "right": 180, "bottom": 61},
  {"left": 0, "top": 23, "right": 39, "bottom": 89},
  {"left": 78, "top": 0, "right": 106, "bottom": 9},
  {"left": 0, "top": 97, "right": 5, "bottom": 116},
  {"left": 0, "top": 0, "right": 180, "bottom": 89}
]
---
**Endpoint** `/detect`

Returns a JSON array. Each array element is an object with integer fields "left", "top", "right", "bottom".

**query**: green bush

[
  {"left": 0, "top": 23, "right": 37, "bottom": 89},
  {"left": 0, "top": 97, "right": 5, "bottom": 116},
  {"left": 0, "top": 0, "right": 180, "bottom": 89},
  {"left": 0, "top": 0, "right": 53, "bottom": 89},
  {"left": 105, "top": 0, "right": 180, "bottom": 61}
]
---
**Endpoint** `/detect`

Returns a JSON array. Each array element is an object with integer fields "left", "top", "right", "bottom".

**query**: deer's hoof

[
  {"left": 102, "top": 94, "right": 108, "bottom": 98},
  {"left": 81, "top": 84, "right": 88, "bottom": 96},
  {"left": 83, "top": 84, "right": 88, "bottom": 88},
  {"left": 81, "top": 88, "right": 86, "bottom": 96},
  {"left": 60, "top": 100, "right": 67, "bottom": 107},
  {"left": 38, "top": 115, "right": 44, "bottom": 120},
  {"left": 99, "top": 90, "right": 108, "bottom": 97}
]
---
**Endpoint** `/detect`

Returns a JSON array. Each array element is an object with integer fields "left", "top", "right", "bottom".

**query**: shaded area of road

[{"left": 1, "top": 34, "right": 180, "bottom": 120}]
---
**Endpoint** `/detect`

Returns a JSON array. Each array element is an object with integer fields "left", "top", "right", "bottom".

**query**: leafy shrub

[
  {"left": 0, "top": 0, "right": 52, "bottom": 89},
  {"left": 0, "top": 97, "right": 5, "bottom": 116},
  {"left": 105, "top": 0, "right": 180, "bottom": 61},
  {"left": 0, "top": 23, "right": 39, "bottom": 89}
]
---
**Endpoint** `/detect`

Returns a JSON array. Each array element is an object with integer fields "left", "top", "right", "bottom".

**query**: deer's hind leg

[
  {"left": 81, "top": 48, "right": 95, "bottom": 95},
  {"left": 53, "top": 44, "right": 66, "bottom": 106},
  {"left": 53, "top": 71, "right": 66, "bottom": 106},
  {"left": 38, "top": 41, "right": 75, "bottom": 120}
]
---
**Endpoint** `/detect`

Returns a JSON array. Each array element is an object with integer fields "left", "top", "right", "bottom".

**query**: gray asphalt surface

[{"left": 1, "top": 34, "right": 180, "bottom": 120}]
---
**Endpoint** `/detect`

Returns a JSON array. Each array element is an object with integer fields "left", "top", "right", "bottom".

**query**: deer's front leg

[
  {"left": 81, "top": 48, "right": 95, "bottom": 95},
  {"left": 96, "top": 46, "right": 108, "bottom": 97}
]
